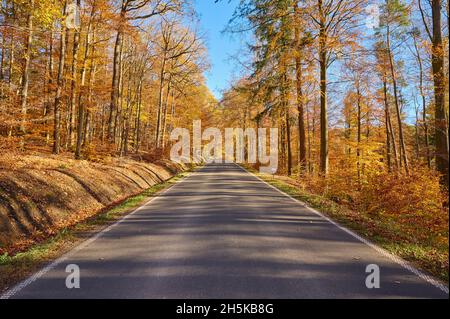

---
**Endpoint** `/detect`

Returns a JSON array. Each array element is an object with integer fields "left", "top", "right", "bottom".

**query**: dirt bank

[{"left": 0, "top": 153, "right": 186, "bottom": 253}]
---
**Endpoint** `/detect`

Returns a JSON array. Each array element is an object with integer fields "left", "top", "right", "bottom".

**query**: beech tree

[{"left": 418, "top": 0, "right": 449, "bottom": 184}]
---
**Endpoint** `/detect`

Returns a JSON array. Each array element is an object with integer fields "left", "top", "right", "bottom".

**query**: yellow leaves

[
  {"left": 13, "top": 0, "right": 62, "bottom": 28},
  {"left": 361, "top": 167, "right": 448, "bottom": 238},
  {"left": 38, "top": 6, "right": 62, "bottom": 28},
  {"left": 300, "top": 161, "right": 448, "bottom": 249}
]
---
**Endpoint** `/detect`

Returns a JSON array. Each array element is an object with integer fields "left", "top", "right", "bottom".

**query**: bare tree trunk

[
  {"left": 76, "top": 2, "right": 93, "bottom": 159},
  {"left": 84, "top": 33, "right": 96, "bottom": 146},
  {"left": 155, "top": 53, "right": 166, "bottom": 148},
  {"left": 318, "top": 0, "right": 328, "bottom": 175},
  {"left": 356, "top": 85, "right": 361, "bottom": 184},
  {"left": 311, "top": 100, "right": 317, "bottom": 174},
  {"left": 62, "top": 21, "right": 70, "bottom": 149},
  {"left": 414, "top": 99, "right": 421, "bottom": 159},
  {"left": 383, "top": 78, "right": 398, "bottom": 169},
  {"left": 294, "top": 1, "right": 306, "bottom": 176},
  {"left": 168, "top": 89, "right": 175, "bottom": 138},
  {"left": 68, "top": 0, "right": 81, "bottom": 149},
  {"left": 134, "top": 77, "right": 143, "bottom": 153},
  {"left": 295, "top": 53, "right": 306, "bottom": 176},
  {"left": 412, "top": 34, "right": 431, "bottom": 168},
  {"left": 431, "top": 0, "right": 449, "bottom": 185},
  {"left": 319, "top": 51, "right": 328, "bottom": 175},
  {"left": 120, "top": 62, "right": 133, "bottom": 157},
  {"left": 7, "top": 17, "right": 14, "bottom": 88},
  {"left": 44, "top": 29, "right": 54, "bottom": 144},
  {"left": 53, "top": 2, "right": 68, "bottom": 154},
  {"left": 279, "top": 113, "right": 286, "bottom": 174},
  {"left": 384, "top": 92, "right": 392, "bottom": 171},
  {"left": 0, "top": 32, "right": 5, "bottom": 81},
  {"left": 19, "top": 0, "right": 34, "bottom": 133},
  {"left": 285, "top": 108, "right": 292, "bottom": 175},
  {"left": 108, "top": 17, "right": 124, "bottom": 142},
  {"left": 115, "top": 50, "right": 125, "bottom": 147},
  {"left": 386, "top": 25, "right": 409, "bottom": 174},
  {"left": 282, "top": 70, "right": 292, "bottom": 175},
  {"left": 161, "top": 77, "right": 172, "bottom": 150},
  {"left": 306, "top": 99, "right": 312, "bottom": 174}
]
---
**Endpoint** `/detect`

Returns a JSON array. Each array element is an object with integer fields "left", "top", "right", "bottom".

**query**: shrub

[{"left": 360, "top": 168, "right": 448, "bottom": 243}]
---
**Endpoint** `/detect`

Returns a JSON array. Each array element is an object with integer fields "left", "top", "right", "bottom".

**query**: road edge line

[{"left": 237, "top": 163, "right": 449, "bottom": 295}]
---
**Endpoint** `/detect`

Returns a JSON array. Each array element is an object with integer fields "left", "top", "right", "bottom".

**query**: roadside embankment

[{"left": 0, "top": 153, "right": 187, "bottom": 253}]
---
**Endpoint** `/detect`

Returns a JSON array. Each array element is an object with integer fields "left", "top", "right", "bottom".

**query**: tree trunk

[
  {"left": 120, "top": 63, "right": 133, "bottom": 157},
  {"left": 386, "top": 25, "right": 409, "bottom": 174},
  {"left": 295, "top": 49, "right": 306, "bottom": 176},
  {"left": 84, "top": 30, "right": 96, "bottom": 146},
  {"left": 431, "top": 0, "right": 449, "bottom": 185},
  {"left": 115, "top": 51, "right": 125, "bottom": 147},
  {"left": 294, "top": 1, "right": 306, "bottom": 176},
  {"left": 76, "top": 3, "right": 93, "bottom": 159},
  {"left": 0, "top": 33, "right": 5, "bottom": 81},
  {"left": 134, "top": 77, "right": 143, "bottom": 153},
  {"left": 306, "top": 100, "right": 312, "bottom": 174},
  {"left": 285, "top": 107, "right": 292, "bottom": 175},
  {"left": 412, "top": 35, "right": 431, "bottom": 168},
  {"left": 155, "top": 53, "right": 166, "bottom": 148},
  {"left": 414, "top": 101, "right": 421, "bottom": 159},
  {"left": 44, "top": 29, "right": 54, "bottom": 144},
  {"left": 53, "top": 2, "right": 68, "bottom": 154},
  {"left": 19, "top": 0, "right": 34, "bottom": 133},
  {"left": 356, "top": 85, "right": 361, "bottom": 184},
  {"left": 318, "top": 0, "right": 328, "bottom": 175},
  {"left": 383, "top": 77, "right": 399, "bottom": 169},
  {"left": 319, "top": 50, "right": 328, "bottom": 175},
  {"left": 7, "top": 23, "right": 14, "bottom": 88},
  {"left": 383, "top": 79, "right": 392, "bottom": 171},
  {"left": 108, "top": 17, "right": 124, "bottom": 142},
  {"left": 161, "top": 77, "right": 172, "bottom": 150},
  {"left": 68, "top": 0, "right": 81, "bottom": 149}
]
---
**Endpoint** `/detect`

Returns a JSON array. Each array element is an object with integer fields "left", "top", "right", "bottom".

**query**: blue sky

[{"left": 194, "top": 0, "right": 245, "bottom": 100}]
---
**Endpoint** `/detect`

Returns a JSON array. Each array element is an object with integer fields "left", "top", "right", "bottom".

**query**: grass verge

[
  {"left": 244, "top": 166, "right": 448, "bottom": 283},
  {"left": 0, "top": 167, "right": 195, "bottom": 293}
]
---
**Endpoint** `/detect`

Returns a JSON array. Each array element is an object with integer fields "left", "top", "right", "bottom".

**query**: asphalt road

[{"left": 3, "top": 163, "right": 448, "bottom": 298}]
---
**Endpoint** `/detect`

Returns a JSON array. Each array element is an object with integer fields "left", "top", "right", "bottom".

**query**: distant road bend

[{"left": 3, "top": 163, "right": 448, "bottom": 298}]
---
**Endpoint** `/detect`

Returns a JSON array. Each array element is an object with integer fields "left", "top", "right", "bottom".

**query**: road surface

[{"left": 3, "top": 163, "right": 448, "bottom": 298}]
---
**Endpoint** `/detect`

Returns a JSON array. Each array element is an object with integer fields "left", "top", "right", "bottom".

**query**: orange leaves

[
  {"left": 360, "top": 167, "right": 448, "bottom": 242},
  {"left": 298, "top": 163, "right": 448, "bottom": 245}
]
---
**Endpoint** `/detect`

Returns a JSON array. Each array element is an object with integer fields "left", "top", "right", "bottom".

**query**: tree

[
  {"left": 53, "top": 1, "right": 67, "bottom": 154},
  {"left": 418, "top": 0, "right": 449, "bottom": 185},
  {"left": 308, "top": 0, "right": 366, "bottom": 175},
  {"left": 18, "top": 0, "right": 33, "bottom": 133},
  {"left": 75, "top": 0, "right": 98, "bottom": 159},
  {"left": 293, "top": 0, "right": 311, "bottom": 175},
  {"left": 107, "top": 0, "right": 182, "bottom": 143},
  {"left": 410, "top": 27, "right": 431, "bottom": 168},
  {"left": 377, "top": 0, "right": 410, "bottom": 174},
  {"left": 230, "top": 0, "right": 295, "bottom": 174}
]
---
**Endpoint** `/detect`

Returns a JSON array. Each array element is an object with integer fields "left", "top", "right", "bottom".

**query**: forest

[
  {"left": 0, "top": 0, "right": 449, "bottom": 283},
  {"left": 0, "top": 0, "right": 216, "bottom": 160}
]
